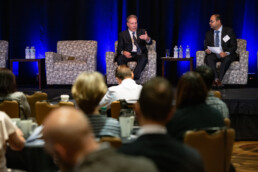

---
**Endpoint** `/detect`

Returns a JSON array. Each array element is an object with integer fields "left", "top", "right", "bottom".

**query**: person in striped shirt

[{"left": 72, "top": 72, "right": 120, "bottom": 138}]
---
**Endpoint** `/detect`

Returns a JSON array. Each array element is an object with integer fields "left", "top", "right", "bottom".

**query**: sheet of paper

[
  {"left": 25, "top": 139, "right": 45, "bottom": 147},
  {"left": 208, "top": 46, "right": 222, "bottom": 54},
  {"left": 26, "top": 125, "right": 43, "bottom": 143}
]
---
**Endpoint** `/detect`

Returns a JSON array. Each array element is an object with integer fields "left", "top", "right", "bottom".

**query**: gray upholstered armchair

[
  {"left": 196, "top": 39, "right": 249, "bottom": 85},
  {"left": 106, "top": 40, "right": 157, "bottom": 85},
  {"left": 0, "top": 40, "right": 8, "bottom": 68},
  {"left": 45, "top": 40, "right": 97, "bottom": 85}
]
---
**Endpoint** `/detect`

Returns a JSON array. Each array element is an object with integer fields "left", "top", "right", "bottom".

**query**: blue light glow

[
  {"left": 7, "top": 0, "right": 258, "bottom": 82},
  {"left": 177, "top": 1, "right": 202, "bottom": 76},
  {"left": 12, "top": 62, "right": 19, "bottom": 76},
  {"left": 121, "top": 0, "right": 127, "bottom": 31},
  {"left": 241, "top": 0, "right": 258, "bottom": 74},
  {"left": 92, "top": 0, "right": 119, "bottom": 74}
]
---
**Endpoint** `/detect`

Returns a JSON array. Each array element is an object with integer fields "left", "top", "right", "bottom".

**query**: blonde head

[{"left": 72, "top": 72, "right": 107, "bottom": 114}]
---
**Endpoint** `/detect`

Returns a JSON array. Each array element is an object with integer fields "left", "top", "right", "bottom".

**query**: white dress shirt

[
  {"left": 214, "top": 26, "right": 230, "bottom": 56},
  {"left": 99, "top": 78, "right": 142, "bottom": 108},
  {"left": 128, "top": 29, "right": 138, "bottom": 52},
  {"left": 0, "top": 112, "right": 16, "bottom": 172},
  {"left": 137, "top": 124, "right": 167, "bottom": 137}
]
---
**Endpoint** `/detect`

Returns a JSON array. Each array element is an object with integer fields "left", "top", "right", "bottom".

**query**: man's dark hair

[
  {"left": 115, "top": 65, "right": 132, "bottom": 80},
  {"left": 139, "top": 77, "right": 174, "bottom": 122},
  {"left": 0, "top": 68, "right": 16, "bottom": 97},
  {"left": 213, "top": 14, "right": 221, "bottom": 22},
  {"left": 194, "top": 65, "right": 214, "bottom": 90}
]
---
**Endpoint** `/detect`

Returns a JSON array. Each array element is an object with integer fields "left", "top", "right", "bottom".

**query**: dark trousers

[
  {"left": 205, "top": 53, "right": 238, "bottom": 81},
  {"left": 116, "top": 53, "right": 148, "bottom": 80}
]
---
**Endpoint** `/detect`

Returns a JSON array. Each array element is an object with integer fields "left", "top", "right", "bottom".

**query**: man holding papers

[{"left": 204, "top": 14, "right": 238, "bottom": 87}]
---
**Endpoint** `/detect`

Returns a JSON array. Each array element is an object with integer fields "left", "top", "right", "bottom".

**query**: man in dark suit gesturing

[
  {"left": 116, "top": 15, "right": 152, "bottom": 80},
  {"left": 119, "top": 77, "right": 204, "bottom": 172},
  {"left": 204, "top": 14, "right": 238, "bottom": 87}
]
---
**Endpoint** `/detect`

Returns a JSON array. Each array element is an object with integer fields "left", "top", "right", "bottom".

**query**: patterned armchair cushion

[
  {"left": 0, "top": 40, "right": 8, "bottom": 68},
  {"left": 57, "top": 41, "right": 97, "bottom": 61},
  {"left": 196, "top": 39, "right": 248, "bottom": 85},
  {"left": 61, "top": 55, "right": 76, "bottom": 61},
  {"left": 54, "top": 60, "right": 87, "bottom": 71},
  {"left": 106, "top": 40, "right": 157, "bottom": 85},
  {"left": 45, "top": 40, "right": 97, "bottom": 85},
  {"left": 236, "top": 39, "right": 246, "bottom": 54}
]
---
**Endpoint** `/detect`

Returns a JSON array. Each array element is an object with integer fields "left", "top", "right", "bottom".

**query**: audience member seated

[
  {"left": 119, "top": 77, "right": 204, "bottom": 172},
  {"left": 167, "top": 72, "right": 225, "bottom": 142},
  {"left": 0, "top": 69, "right": 31, "bottom": 119},
  {"left": 195, "top": 65, "right": 229, "bottom": 118},
  {"left": 99, "top": 65, "right": 142, "bottom": 108},
  {"left": 43, "top": 107, "right": 158, "bottom": 172},
  {"left": 0, "top": 111, "right": 25, "bottom": 171},
  {"left": 72, "top": 72, "right": 120, "bottom": 138}
]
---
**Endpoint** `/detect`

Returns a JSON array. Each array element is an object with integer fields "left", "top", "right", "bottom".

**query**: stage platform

[{"left": 221, "top": 88, "right": 258, "bottom": 140}]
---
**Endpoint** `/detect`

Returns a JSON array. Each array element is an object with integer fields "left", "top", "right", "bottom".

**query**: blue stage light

[{"left": 241, "top": 0, "right": 258, "bottom": 74}]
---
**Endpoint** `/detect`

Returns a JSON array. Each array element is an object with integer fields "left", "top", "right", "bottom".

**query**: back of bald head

[{"left": 43, "top": 107, "right": 93, "bottom": 151}]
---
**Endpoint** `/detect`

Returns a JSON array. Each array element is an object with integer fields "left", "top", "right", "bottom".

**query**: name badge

[{"left": 223, "top": 35, "right": 230, "bottom": 42}]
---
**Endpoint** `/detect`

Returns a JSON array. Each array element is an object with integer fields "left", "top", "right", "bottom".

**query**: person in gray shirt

[
  {"left": 0, "top": 68, "right": 31, "bottom": 119},
  {"left": 195, "top": 65, "right": 229, "bottom": 118}
]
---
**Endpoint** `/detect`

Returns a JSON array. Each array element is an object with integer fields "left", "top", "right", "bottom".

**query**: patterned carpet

[{"left": 232, "top": 141, "right": 258, "bottom": 172}]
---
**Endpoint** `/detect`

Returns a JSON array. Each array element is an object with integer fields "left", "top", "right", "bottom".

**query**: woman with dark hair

[
  {"left": 0, "top": 68, "right": 31, "bottom": 119},
  {"left": 166, "top": 72, "right": 225, "bottom": 142}
]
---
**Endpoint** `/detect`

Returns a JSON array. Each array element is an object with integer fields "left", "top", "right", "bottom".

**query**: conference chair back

[
  {"left": 26, "top": 92, "right": 48, "bottom": 118},
  {"left": 184, "top": 128, "right": 235, "bottom": 172},
  {"left": 0, "top": 100, "right": 19, "bottom": 118}
]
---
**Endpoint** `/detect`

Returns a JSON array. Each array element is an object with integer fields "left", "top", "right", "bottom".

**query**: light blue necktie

[{"left": 215, "top": 30, "right": 220, "bottom": 47}]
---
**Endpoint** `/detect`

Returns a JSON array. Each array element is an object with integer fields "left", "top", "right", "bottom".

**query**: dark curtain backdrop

[{"left": 0, "top": 0, "right": 257, "bottom": 78}]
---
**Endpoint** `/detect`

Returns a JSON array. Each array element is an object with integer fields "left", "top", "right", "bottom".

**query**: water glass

[
  {"left": 60, "top": 94, "right": 69, "bottom": 102},
  {"left": 165, "top": 49, "right": 170, "bottom": 57}
]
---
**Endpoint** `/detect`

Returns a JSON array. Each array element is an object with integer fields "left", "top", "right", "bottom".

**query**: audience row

[{"left": 0, "top": 64, "right": 231, "bottom": 171}]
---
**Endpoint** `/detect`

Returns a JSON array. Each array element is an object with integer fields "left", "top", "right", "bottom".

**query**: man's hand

[
  {"left": 205, "top": 49, "right": 211, "bottom": 54},
  {"left": 139, "top": 31, "right": 150, "bottom": 42},
  {"left": 219, "top": 52, "right": 227, "bottom": 58},
  {"left": 123, "top": 51, "right": 132, "bottom": 58},
  {"left": 16, "top": 128, "right": 24, "bottom": 138}
]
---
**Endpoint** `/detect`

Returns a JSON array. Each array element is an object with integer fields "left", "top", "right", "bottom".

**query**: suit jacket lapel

[
  {"left": 125, "top": 30, "right": 132, "bottom": 43},
  {"left": 136, "top": 29, "right": 142, "bottom": 44},
  {"left": 209, "top": 30, "right": 214, "bottom": 46},
  {"left": 221, "top": 27, "right": 226, "bottom": 49}
]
